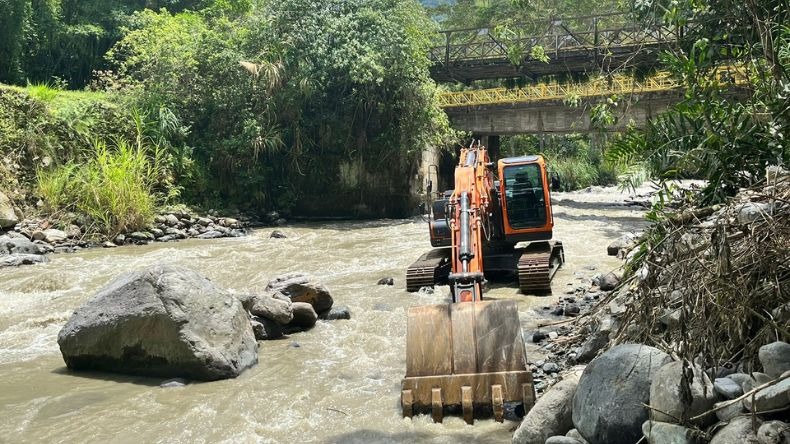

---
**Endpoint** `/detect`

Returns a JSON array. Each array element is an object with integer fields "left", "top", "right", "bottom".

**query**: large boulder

[
  {"left": 265, "top": 273, "right": 333, "bottom": 314},
  {"left": 0, "top": 254, "right": 49, "bottom": 267},
  {"left": 759, "top": 341, "right": 790, "bottom": 378},
  {"left": 710, "top": 416, "right": 761, "bottom": 444},
  {"left": 513, "top": 371, "right": 582, "bottom": 444},
  {"left": 572, "top": 344, "right": 671, "bottom": 444},
  {"left": 0, "top": 191, "right": 19, "bottom": 229},
  {"left": 649, "top": 361, "right": 718, "bottom": 425},
  {"left": 57, "top": 264, "right": 258, "bottom": 381}
]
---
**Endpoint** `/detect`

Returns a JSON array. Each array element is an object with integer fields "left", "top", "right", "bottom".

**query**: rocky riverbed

[{"left": 0, "top": 185, "right": 652, "bottom": 443}]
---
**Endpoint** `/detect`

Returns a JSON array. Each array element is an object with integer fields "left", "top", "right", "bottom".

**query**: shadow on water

[{"left": 51, "top": 366, "right": 172, "bottom": 387}]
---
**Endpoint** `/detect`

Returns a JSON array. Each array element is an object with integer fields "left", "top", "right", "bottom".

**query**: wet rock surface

[{"left": 57, "top": 264, "right": 258, "bottom": 380}]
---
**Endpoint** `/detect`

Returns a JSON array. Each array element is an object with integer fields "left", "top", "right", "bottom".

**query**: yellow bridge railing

[{"left": 437, "top": 68, "right": 748, "bottom": 108}]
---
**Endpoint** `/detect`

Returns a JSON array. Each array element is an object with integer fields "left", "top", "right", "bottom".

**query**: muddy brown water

[{"left": 0, "top": 187, "right": 649, "bottom": 443}]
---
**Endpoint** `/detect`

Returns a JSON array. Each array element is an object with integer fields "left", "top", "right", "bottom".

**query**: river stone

[
  {"left": 513, "top": 371, "right": 581, "bottom": 444},
  {"left": 649, "top": 361, "right": 718, "bottom": 425},
  {"left": 572, "top": 344, "right": 671, "bottom": 444},
  {"left": 599, "top": 273, "right": 620, "bottom": 291},
  {"left": 164, "top": 214, "right": 180, "bottom": 226},
  {"left": 0, "top": 236, "right": 44, "bottom": 255},
  {"left": 736, "top": 202, "right": 774, "bottom": 225},
  {"left": 742, "top": 372, "right": 774, "bottom": 392},
  {"left": 251, "top": 316, "right": 284, "bottom": 340},
  {"left": 0, "top": 191, "right": 19, "bottom": 229},
  {"left": 710, "top": 416, "right": 762, "bottom": 444},
  {"left": 197, "top": 230, "right": 224, "bottom": 239},
  {"left": 566, "top": 429, "right": 590, "bottom": 444},
  {"left": 319, "top": 305, "right": 351, "bottom": 321},
  {"left": 743, "top": 370, "right": 790, "bottom": 413},
  {"left": 247, "top": 293, "right": 293, "bottom": 325},
  {"left": 0, "top": 254, "right": 49, "bottom": 267},
  {"left": 545, "top": 437, "right": 584, "bottom": 444},
  {"left": 714, "top": 400, "right": 746, "bottom": 421},
  {"left": 757, "top": 421, "right": 790, "bottom": 444},
  {"left": 57, "top": 264, "right": 258, "bottom": 381},
  {"left": 759, "top": 342, "right": 790, "bottom": 378},
  {"left": 288, "top": 302, "right": 318, "bottom": 330},
  {"left": 269, "top": 230, "right": 287, "bottom": 239},
  {"left": 714, "top": 377, "right": 744, "bottom": 399},
  {"left": 642, "top": 420, "right": 696, "bottom": 444},
  {"left": 265, "top": 273, "right": 333, "bottom": 314},
  {"left": 377, "top": 277, "right": 394, "bottom": 285}
]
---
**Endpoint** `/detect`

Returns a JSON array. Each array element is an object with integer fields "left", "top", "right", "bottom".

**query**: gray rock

[
  {"left": 576, "top": 330, "right": 609, "bottom": 363},
  {"left": 265, "top": 273, "right": 333, "bottom": 314},
  {"left": 599, "top": 273, "right": 620, "bottom": 291},
  {"left": 715, "top": 377, "right": 744, "bottom": 399},
  {"left": 513, "top": 372, "right": 581, "bottom": 444},
  {"left": 114, "top": 234, "right": 126, "bottom": 244},
  {"left": 102, "top": 241, "right": 117, "bottom": 248},
  {"left": 197, "top": 230, "right": 224, "bottom": 239},
  {"left": 129, "top": 231, "right": 155, "bottom": 241},
  {"left": 165, "top": 227, "right": 186, "bottom": 238},
  {"left": 743, "top": 371, "right": 790, "bottom": 413},
  {"left": 196, "top": 217, "right": 213, "bottom": 226},
  {"left": 757, "top": 421, "right": 790, "bottom": 444},
  {"left": 607, "top": 235, "right": 635, "bottom": 256},
  {"left": 187, "top": 228, "right": 199, "bottom": 237},
  {"left": 650, "top": 361, "right": 718, "bottom": 425},
  {"left": 572, "top": 344, "right": 672, "bottom": 444},
  {"left": 377, "top": 277, "right": 394, "bottom": 286},
  {"left": 159, "top": 378, "right": 187, "bottom": 388},
  {"left": 533, "top": 331, "right": 548, "bottom": 342},
  {"left": 714, "top": 400, "right": 746, "bottom": 421},
  {"left": 0, "top": 236, "right": 44, "bottom": 255},
  {"left": 642, "top": 420, "right": 696, "bottom": 444},
  {"left": 57, "top": 264, "right": 258, "bottom": 381},
  {"left": 566, "top": 429, "right": 589, "bottom": 444},
  {"left": 65, "top": 225, "right": 81, "bottom": 239},
  {"left": 736, "top": 202, "right": 775, "bottom": 225},
  {"left": 156, "top": 235, "right": 178, "bottom": 243},
  {"left": 759, "top": 342, "right": 790, "bottom": 378},
  {"left": 33, "top": 229, "right": 66, "bottom": 243},
  {"left": 545, "top": 437, "right": 583, "bottom": 444},
  {"left": 0, "top": 191, "right": 19, "bottom": 228},
  {"left": 659, "top": 308, "right": 681, "bottom": 329},
  {"left": 247, "top": 293, "right": 293, "bottom": 325},
  {"left": 251, "top": 316, "right": 284, "bottom": 340},
  {"left": 287, "top": 302, "right": 317, "bottom": 330},
  {"left": 710, "top": 416, "right": 761, "bottom": 444},
  {"left": 149, "top": 227, "right": 164, "bottom": 238},
  {"left": 742, "top": 372, "right": 774, "bottom": 392},
  {"left": 319, "top": 305, "right": 351, "bottom": 321},
  {"left": 164, "top": 214, "right": 180, "bottom": 226},
  {"left": 0, "top": 254, "right": 49, "bottom": 267},
  {"left": 269, "top": 230, "right": 287, "bottom": 239},
  {"left": 543, "top": 362, "right": 560, "bottom": 373}
]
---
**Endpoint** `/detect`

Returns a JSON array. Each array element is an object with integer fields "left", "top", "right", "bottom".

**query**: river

[{"left": 0, "top": 186, "right": 648, "bottom": 443}]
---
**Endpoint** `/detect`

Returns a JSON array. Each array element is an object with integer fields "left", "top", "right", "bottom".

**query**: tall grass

[{"left": 37, "top": 138, "right": 162, "bottom": 236}]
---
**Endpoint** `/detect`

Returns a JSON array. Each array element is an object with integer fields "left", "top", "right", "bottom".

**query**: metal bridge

[
  {"left": 439, "top": 67, "right": 747, "bottom": 134},
  {"left": 437, "top": 68, "right": 747, "bottom": 108},
  {"left": 430, "top": 13, "right": 692, "bottom": 83}
]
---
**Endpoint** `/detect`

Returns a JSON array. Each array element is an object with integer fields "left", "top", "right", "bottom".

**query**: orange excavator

[{"left": 401, "top": 142, "right": 564, "bottom": 423}]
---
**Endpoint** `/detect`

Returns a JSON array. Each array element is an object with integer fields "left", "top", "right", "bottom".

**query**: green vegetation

[
  {"left": 1, "top": 0, "right": 453, "bottom": 223},
  {"left": 504, "top": 134, "right": 619, "bottom": 190},
  {"left": 606, "top": 0, "right": 789, "bottom": 205}
]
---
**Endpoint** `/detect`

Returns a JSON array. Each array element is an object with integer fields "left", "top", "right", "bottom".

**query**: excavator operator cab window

[{"left": 503, "top": 163, "right": 547, "bottom": 229}]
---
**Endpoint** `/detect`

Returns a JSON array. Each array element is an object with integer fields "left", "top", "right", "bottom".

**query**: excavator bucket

[{"left": 401, "top": 300, "right": 535, "bottom": 424}]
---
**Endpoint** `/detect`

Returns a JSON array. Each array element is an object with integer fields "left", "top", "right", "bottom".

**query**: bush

[{"left": 37, "top": 138, "right": 163, "bottom": 236}]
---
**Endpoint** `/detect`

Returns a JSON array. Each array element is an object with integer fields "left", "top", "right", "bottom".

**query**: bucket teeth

[
  {"left": 461, "top": 386, "right": 473, "bottom": 425},
  {"left": 491, "top": 384, "right": 504, "bottom": 423},
  {"left": 431, "top": 388, "right": 443, "bottom": 423},
  {"left": 401, "top": 390, "right": 413, "bottom": 418}
]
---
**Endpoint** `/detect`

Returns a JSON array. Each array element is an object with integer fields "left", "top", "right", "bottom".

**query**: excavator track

[
  {"left": 517, "top": 241, "right": 565, "bottom": 293},
  {"left": 406, "top": 248, "right": 451, "bottom": 292}
]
